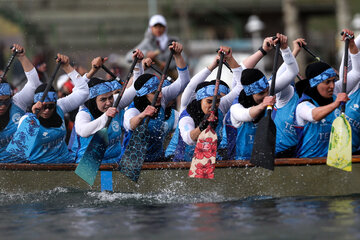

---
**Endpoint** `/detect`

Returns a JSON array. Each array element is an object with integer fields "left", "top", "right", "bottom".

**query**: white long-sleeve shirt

[
  {"left": 123, "top": 66, "right": 190, "bottom": 132},
  {"left": 296, "top": 51, "right": 360, "bottom": 126},
  {"left": 231, "top": 47, "right": 299, "bottom": 128},
  {"left": 13, "top": 67, "right": 42, "bottom": 111},
  {"left": 178, "top": 64, "right": 244, "bottom": 145},
  {"left": 75, "top": 63, "right": 143, "bottom": 138}
]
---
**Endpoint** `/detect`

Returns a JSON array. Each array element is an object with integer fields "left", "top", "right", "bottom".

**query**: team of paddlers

[{"left": 0, "top": 14, "right": 359, "bottom": 164}]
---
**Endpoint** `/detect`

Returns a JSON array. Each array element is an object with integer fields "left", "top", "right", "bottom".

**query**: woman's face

[
  {"left": 0, "top": 95, "right": 11, "bottom": 116},
  {"left": 39, "top": 102, "right": 56, "bottom": 119},
  {"left": 317, "top": 77, "right": 335, "bottom": 98},
  {"left": 146, "top": 91, "right": 162, "bottom": 106},
  {"left": 252, "top": 87, "right": 269, "bottom": 104},
  {"left": 151, "top": 24, "right": 166, "bottom": 37},
  {"left": 96, "top": 92, "right": 114, "bottom": 113},
  {"left": 201, "top": 96, "right": 220, "bottom": 115}
]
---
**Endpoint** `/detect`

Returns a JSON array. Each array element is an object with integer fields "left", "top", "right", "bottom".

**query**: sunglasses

[
  {"left": 43, "top": 103, "right": 56, "bottom": 110},
  {"left": 0, "top": 98, "right": 11, "bottom": 107}
]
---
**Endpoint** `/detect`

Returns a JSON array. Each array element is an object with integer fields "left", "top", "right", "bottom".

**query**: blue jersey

[
  {"left": 344, "top": 88, "right": 360, "bottom": 152},
  {"left": 235, "top": 121, "right": 258, "bottom": 160},
  {"left": 294, "top": 94, "right": 336, "bottom": 158},
  {"left": 273, "top": 93, "right": 299, "bottom": 154},
  {"left": 122, "top": 105, "right": 176, "bottom": 162},
  {"left": 172, "top": 109, "right": 224, "bottom": 162},
  {"left": 28, "top": 106, "right": 74, "bottom": 163},
  {"left": 218, "top": 111, "right": 236, "bottom": 160},
  {"left": 71, "top": 108, "right": 124, "bottom": 164},
  {"left": 0, "top": 103, "right": 25, "bottom": 162}
]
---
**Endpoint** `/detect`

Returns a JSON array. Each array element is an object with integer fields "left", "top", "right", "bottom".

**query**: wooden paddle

[
  {"left": 250, "top": 40, "right": 281, "bottom": 170},
  {"left": 118, "top": 48, "right": 174, "bottom": 182},
  {"left": 75, "top": 56, "right": 139, "bottom": 186},
  {"left": 327, "top": 32, "right": 353, "bottom": 171},
  {"left": 188, "top": 51, "right": 225, "bottom": 179},
  {"left": 6, "top": 58, "right": 62, "bottom": 158}
]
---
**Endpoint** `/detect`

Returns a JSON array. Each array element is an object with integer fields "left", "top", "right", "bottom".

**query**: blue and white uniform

[
  {"left": 230, "top": 47, "right": 298, "bottom": 160},
  {"left": 123, "top": 66, "right": 190, "bottom": 162},
  {"left": 0, "top": 68, "right": 41, "bottom": 162},
  {"left": 16, "top": 70, "right": 89, "bottom": 163}
]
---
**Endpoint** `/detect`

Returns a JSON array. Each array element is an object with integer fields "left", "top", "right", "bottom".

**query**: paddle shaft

[
  {"left": 35, "top": 61, "right": 62, "bottom": 115},
  {"left": 269, "top": 42, "right": 281, "bottom": 96},
  {"left": 302, "top": 45, "right": 320, "bottom": 61},
  {"left": 341, "top": 38, "right": 350, "bottom": 113},
  {"left": 211, "top": 52, "right": 225, "bottom": 112},
  {"left": 144, "top": 50, "right": 174, "bottom": 126},
  {"left": 104, "top": 57, "right": 139, "bottom": 128},
  {"left": 101, "top": 64, "right": 122, "bottom": 82},
  {"left": 1, "top": 47, "right": 22, "bottom": 79}
]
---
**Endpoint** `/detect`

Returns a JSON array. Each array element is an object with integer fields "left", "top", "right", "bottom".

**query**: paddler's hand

[
  {"left": 133, "top": 49, "right": 144, "bottom": 63},
  {"left": 143, "top": 58, "right": 154, "bottom": 70},
  {"left": 105, "top": 107, "right": 118, "bottom": 118},
  {"left": 32, "top": 101, "right": 43, "bottom": 114},
  {"left": 334, "top": 93, "right": 350, "bottom": 107},
  {"left": 57, "top": 53, "right": 73, "bottom": 73},
  {"left": 12, "top": 44, "right": 25, "bottom": 57},
  {"left": 141, "top": 105, "right": 157, "bottom": 118},
  {"left": 261, "top": 96, "right": 276, "bottom": 109}
]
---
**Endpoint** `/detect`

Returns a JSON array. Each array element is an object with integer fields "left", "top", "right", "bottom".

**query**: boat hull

[{"left": 0, "top": 157, "right": 359, "bottom": 198}]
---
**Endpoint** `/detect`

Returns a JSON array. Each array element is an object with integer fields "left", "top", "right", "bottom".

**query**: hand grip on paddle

[
  {"left": 266, "top": 36, "right": 278, "bottom": 47},
  {"left": 214, "top": 49, "right": 232, "bottom": 73},
  {"left": 341, "top": 31, "right": 354, "bottom": 39}
]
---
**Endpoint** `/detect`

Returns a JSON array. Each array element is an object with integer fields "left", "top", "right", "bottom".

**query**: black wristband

[{"left": 258, "top": 46, "right": 267, "bottom": 56}]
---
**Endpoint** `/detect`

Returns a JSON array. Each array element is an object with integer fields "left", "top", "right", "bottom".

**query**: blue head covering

[
  {"left": 33, "top": 91, "right": 58, "bottom": 103},
  {"left": 0, "top": 83, "right": 11, "bottom": 96},
  {"left": 89, "top": 81, "right": 115, "bottom": 99},
  {"left": 243, "top": 76, "right": 268, "bottom": 96},
  {"left": 136, "top": 75, "right": 160, "bottom": 97},
  {"left": 309, "top": 68, "right": 337, "bottom": 87}
]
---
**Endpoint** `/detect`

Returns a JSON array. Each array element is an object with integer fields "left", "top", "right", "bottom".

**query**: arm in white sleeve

[
  {"left": 123, "top": 107, "right": 141, "bottom": 131},
  {"left": 173, "top": 110, "right": 180, "bottom": 130},
  {"left": 12, "top": 68, "right": 42, "bottom": 111},
  {"left": 58, "top": 70, "right": 89, "bottom": 113},
  {"left": 271, "top": 47, "right": 299, "bottom": 94},
  {"left": 179, "top": 116, "right": 196, "bottom": 145},
  {"left": 295, "top": 101, "right": 316, "bottom": 126},
  {"left": 335, "top": 51, "right": 360, "bottom": 95},
  {"left": 180, "top": 67, "right": 211, "bottom": 112},
  {"left": 219, "top": 67, "right": 243, "bottom": 115},
  {"left": 74, "top": 111, "right": 109, "bottom": 137},
  {"left": 230, "top": 103, "right": 253, "bottom": 128},
  {"left": 162, "top": 66, "right": 190, "bottom": 107}
]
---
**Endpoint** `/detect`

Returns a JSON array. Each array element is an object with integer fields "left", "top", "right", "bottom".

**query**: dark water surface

[{"left": 1, "top": 188, "right": 360, "bottom": 240}]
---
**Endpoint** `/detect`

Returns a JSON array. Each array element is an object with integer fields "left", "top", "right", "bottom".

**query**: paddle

[
  {"left": 118, "top": 48, "right": 174, "bottom": 182},
  {"left": 250, "top": 40, "right": 281, "bottom": 170},
  {"left": 302, "top": 45, "right": 321, "bottom": 62},
  {"left": 327, "top": 32, "right": 353, "bottom": 171},
  {"left": 6, "top": 58, "right": 62, "bottom": 158},
  {"left": 188, "top": 50, "right": 225, "bottom": 179},
  {"left": 0, "top": 46, "right": 22, "bottom": 80},
  {"left": 75, "top": 56, "right": 139, "bottom": 186},
  {"left": 101, "top": 64, "right": 124, "bottom": 84}
]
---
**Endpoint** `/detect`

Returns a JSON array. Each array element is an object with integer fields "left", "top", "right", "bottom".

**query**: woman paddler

[
  {"left": 295, "top": 29, "right": 360, "bottom": 158},
  {"left": 122, "top": 42, "right": 190, "bottom": 162},
  {"left": 12, "top": 53, "right": 92, "bottom": 163},
  {"left": 339, "top": 31, "right": 360, "bottom": 155},
  {"left": 0, "top": 44, "right": 42, "bottom": 162},
  {"left": 230, "top": 33, "right": 299, "bottom": 160},
  {"left": 71, "top": 50, "right": 144, "bottom": 163}
]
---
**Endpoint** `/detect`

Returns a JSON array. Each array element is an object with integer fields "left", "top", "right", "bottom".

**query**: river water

[{"left": 1, "top": 188, "right": 360, "bottom": 240}]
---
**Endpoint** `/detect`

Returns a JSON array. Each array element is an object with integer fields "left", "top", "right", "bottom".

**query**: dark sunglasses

[
  {"left": 0, "top": 98, "right": 11, "bottom": 106},
  {"left": 43, "top": 103, "right": 56, "bottom": 110}
]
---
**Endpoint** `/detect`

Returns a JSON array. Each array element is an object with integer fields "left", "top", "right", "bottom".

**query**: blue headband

[
  {"left": 196, "top": 84, "right": 217, "bottom": 101},
  {"left": 219, "top": 84, "right": 230, "bottom": 95},
  {"left": 34, "top": 91, "right": 58, "bottom": 103},
  {"left": 136, "top": 76, "right": 160, "bottom": 97},
  {"left": 111, "top": 80, "right": 123, "bottom": 91},
  {"left": 243, "top": 75, "right": 269, "bottom": 96},
  {"left": 309, "top": 68, "right": 337, "bottom": 87},
  {"left": 89, "top": 82, "right": 114, "bottom": 99},
  {"left": 0, "top": 83, "right": 11, "bottom": 96}
]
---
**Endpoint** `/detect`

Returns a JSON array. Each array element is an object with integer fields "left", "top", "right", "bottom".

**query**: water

[{"left": 1, "top": 188, "right": 360, "bottom": 240}]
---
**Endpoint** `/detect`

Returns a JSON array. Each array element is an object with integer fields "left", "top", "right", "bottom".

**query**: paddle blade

[
  {"left": 250, "top": 114, "right": 276, "bottom": 170},
  {"left": 6, "top": 114, "right": 40, "bottom": 158},
  {"left": 189, "top": 125, "right": 217, "bottom": 179},
  {"left": 75, "top": 128, "right": 109, "bottom": 186},
  {"left": 327, "top": 114, "right": 352, "bottom": 171},
  {"left": 118, "top": 125, "right": 150, "bottom": 182}
]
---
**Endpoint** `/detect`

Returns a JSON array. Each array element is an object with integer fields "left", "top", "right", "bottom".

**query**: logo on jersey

[
  {"left": 111, "top": 120, "right": 120, "bottom": 132},
  {"left": 12, "top": 113, "right": 21, "bottom": 124},
  {"left": 43, "top": 132, "right": 49, "bottom": 137}
]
